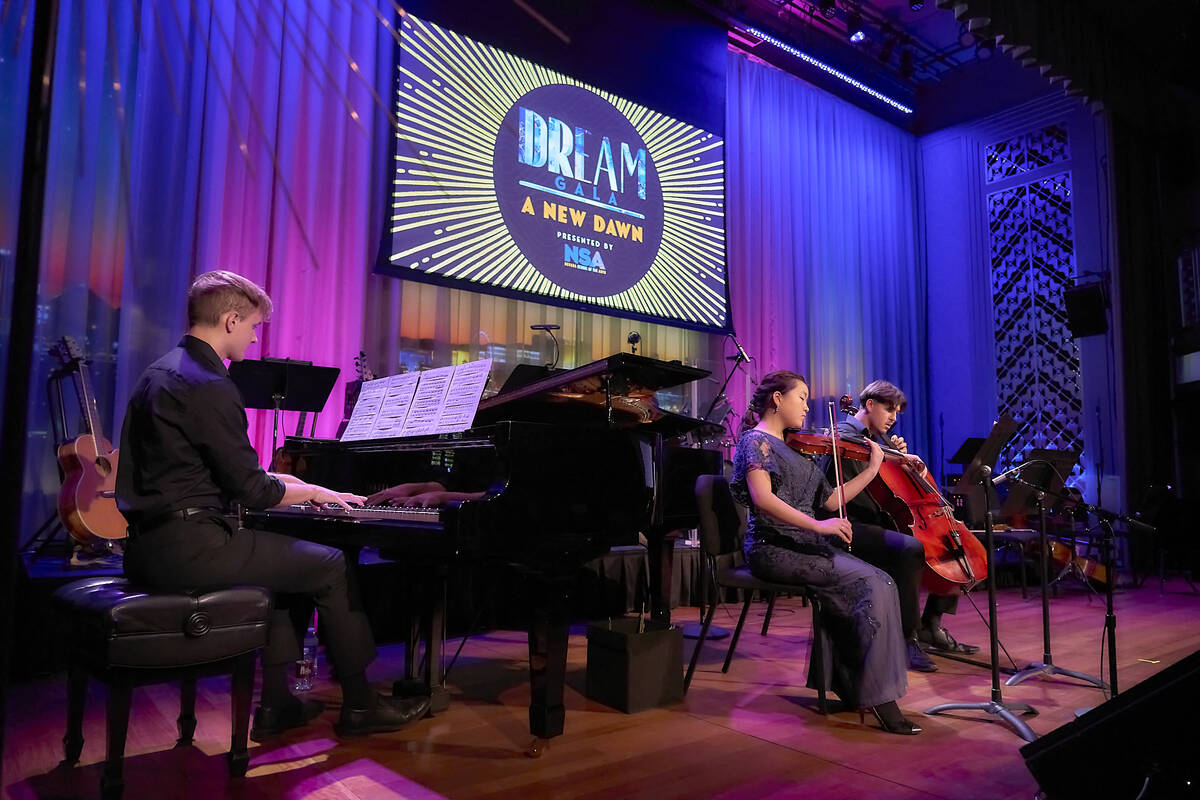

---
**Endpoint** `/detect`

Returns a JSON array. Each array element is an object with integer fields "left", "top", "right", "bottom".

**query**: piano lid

[{"left": 474, "top": 353, "right": 711, "bottom": 429}]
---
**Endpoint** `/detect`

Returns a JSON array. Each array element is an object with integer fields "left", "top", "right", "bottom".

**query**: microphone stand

[
  {"left": 701, "top": 349, "right": 747, "bottom": 424},
  {"left": 1005, "top": 474, "right": 1107, "bottom": 691},
  {"left": 925, "top": 465, "right": 1039, "bottom": 742},
  {"left": 686, "top": 344, "right": 750, "bottom": 641},
  {"left": 686, "top": 350, "right": 748, "bottom": 642}
]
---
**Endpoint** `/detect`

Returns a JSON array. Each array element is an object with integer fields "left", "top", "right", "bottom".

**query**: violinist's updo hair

[{"left": 740, "top": 370, "right": 808, "bottom": 434}]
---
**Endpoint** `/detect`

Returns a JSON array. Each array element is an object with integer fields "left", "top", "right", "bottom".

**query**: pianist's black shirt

[{"left": 116, "top": 335, "right": 285, "bottom": 522}]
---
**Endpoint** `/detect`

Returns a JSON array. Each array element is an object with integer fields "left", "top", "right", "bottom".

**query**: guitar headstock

[{"left": 50, "top": 335, "right": 86, "bottom": 369}]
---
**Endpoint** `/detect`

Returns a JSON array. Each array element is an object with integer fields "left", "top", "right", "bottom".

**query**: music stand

[
  {"left": 228, "top": 358, "right": 340, "bottom": 456},
  {"left": 947, "top": 436, "right": 985, "bottom": 468},
  {"left": 951, "top": 415, "right": 1019, "bottom": 528}
]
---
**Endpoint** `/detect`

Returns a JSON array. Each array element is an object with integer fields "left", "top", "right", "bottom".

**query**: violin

[{"left": 784, "top": 398, "right": 989, "bottom": 595}]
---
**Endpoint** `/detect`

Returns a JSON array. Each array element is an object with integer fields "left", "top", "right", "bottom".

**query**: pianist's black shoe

[
  {"left": 251, "top": 698, "right": 326, "bottom": 742},
  {"left": 334, "top": 693, "right": 431, "bottom": 737}
]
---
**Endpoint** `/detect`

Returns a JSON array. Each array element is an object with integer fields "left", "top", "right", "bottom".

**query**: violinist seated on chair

[
  {"left": 732, "top": 370, "right": 922, "bottom": 734},
  {"left": 822, "top": 380, "right": 980, "bottom": 662}
]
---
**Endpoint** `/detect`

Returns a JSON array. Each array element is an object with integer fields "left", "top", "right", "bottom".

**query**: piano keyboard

[{"left": 274, "top": 503, "right": 443, "bottom": 524}]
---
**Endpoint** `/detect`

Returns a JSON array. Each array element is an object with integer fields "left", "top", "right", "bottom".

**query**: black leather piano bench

[{"left": 52, "top": 577, "right": 272, "bottom": 800}]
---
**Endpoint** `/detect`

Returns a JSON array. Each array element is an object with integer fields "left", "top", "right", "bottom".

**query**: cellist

[{"left": 825, "top": 380, "right": 981, "bottom": 660}]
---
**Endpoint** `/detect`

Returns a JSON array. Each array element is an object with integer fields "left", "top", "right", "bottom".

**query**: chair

[
  {"left": 53, "top": 577, "right": 273, "bottom": 800},
  {"left": 683, "top": 475, "right": 826, "bottom": 713}
]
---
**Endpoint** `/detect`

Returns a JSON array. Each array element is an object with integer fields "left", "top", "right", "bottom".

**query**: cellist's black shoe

[
  {"left": 250, "top": 698, "right": 325, "bottom": 741},
  {"left": 918, "top": 624, "right": 980, "bottom": 655},
  {"left": 906, "top": 637, "right": 938, "bottom": 672},
  {"left": 334, "top": 693, "right": 430, "bottom": 737}
]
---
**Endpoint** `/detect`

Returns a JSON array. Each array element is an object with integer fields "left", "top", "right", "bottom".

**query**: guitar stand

[
  {"left": 1006, "top": 486, "right": 1107, "bottom": 691},
  {"left": 926, "top": 467, "right": 1039, "bottom": 743},
  {"left": 22, "top": 510, "right": 68, "bottom": 556}
]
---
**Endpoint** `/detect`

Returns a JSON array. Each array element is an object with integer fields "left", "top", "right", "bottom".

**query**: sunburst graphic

[{"left": 383, "top": 13, "right": 728, "bottom": 330}]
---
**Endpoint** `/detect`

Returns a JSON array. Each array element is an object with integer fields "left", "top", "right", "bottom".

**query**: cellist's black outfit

[
  {"left": 827, "top": 417, "right": 969, "bottom": 654},
  {"left": 116, "top": 337, "right": 377, "bottom": 712}
]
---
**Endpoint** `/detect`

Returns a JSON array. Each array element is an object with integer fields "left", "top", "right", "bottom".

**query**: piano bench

[{"left": 52, "top": 577, "right": 272, "bottom": 800}]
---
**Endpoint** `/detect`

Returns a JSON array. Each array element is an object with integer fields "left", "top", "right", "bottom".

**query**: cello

[{"left": 784, "top": 405, "right": 988, "bottom": 595}]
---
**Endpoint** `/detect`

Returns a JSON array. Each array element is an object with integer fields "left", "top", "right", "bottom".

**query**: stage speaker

[
  {"left": 1064, "top": 282, "right": 1109, "bottom": 336},
  {"left": 1021, "top": 648, "right": 1200, "bottom": 799}
]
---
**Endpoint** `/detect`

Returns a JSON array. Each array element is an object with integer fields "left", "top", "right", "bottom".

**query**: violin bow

[{"left": 827, "top": 401, "right": 851, "bottom": 552}]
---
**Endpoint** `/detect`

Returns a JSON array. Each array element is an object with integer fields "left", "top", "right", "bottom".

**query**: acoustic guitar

[{"left": 50, "top": 336, "right": 128, "bottom": 543}]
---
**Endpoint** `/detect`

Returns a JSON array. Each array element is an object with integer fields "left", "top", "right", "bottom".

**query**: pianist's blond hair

[{"left": 187, "top": 270, "right": 273, "bottom": 327}]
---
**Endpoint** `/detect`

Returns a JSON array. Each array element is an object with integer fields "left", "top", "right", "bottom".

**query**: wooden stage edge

[{"left": 5, "top": 580, "right": 1200, "bottom": 800}]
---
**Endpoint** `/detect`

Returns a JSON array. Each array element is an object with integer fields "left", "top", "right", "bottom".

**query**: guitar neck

[{"left": 71, "top": 362, "right": 107, "bottom": 444}]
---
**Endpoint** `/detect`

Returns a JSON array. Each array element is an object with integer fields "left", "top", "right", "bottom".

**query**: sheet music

[
  {"left": 339, "top": 359, "right": 492, "bottom": 441},
  {"left": 368, "top": 372, "right": 421, "bottom": 439},
  {"left": 339, "top": 376, "right": 391, "bottom": 441},
  {"left": 434, "top": 358, "right": 492, "bottom": 434},
  {"left": 399, "top": 365, "right": 456, "bottom": 436}
]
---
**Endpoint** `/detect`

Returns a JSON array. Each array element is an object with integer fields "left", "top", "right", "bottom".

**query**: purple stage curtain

[
  {"left": 725, "top": 52, "right": 930, "bottom": 457},
  {"left": 16, "top": 0, "right": 395, "bottom": 540}
]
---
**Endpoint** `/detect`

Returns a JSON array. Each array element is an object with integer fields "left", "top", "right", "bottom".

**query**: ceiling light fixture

[{"left": 744, "top": 25, "right": 913, "bottom": 114}]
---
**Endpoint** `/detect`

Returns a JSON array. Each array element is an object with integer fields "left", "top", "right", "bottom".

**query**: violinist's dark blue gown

[{"left": 731, "top": 429, "right": 908, "bottom": 708}]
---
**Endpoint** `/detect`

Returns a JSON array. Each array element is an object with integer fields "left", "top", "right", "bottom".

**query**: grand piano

[{"left": 245, "top": 353, "right": 722, "bottom": 751}]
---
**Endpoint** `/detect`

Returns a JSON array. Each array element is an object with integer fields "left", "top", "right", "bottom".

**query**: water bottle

[{"left": 294, "top": 625, "right": 318, "bottom": 692}]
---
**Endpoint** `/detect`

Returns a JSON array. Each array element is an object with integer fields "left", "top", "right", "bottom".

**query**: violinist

[
  {"left": 731, "top": 370, "right": 921, "bottom": 734},
  {"left": 829, "top": 381, "right": 980, "bottom": 658}
]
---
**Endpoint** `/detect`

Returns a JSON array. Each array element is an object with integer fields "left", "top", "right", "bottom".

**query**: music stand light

[{"left": 228, "top": 358, "right": 340, "bottom": 457}]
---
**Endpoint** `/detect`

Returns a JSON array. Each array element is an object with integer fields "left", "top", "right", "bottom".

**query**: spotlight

[
  {"left": 910, "top": 0, "right": 924, "bottom": 9},
  {"left": 847, "top": 11, "right": 866, "bottom": 43},
  {"left": 899, "top": 47, "right": 914, "bottom": 79},
  {"left": 958, "top": 24, "right": 976, "bottom": 48},
  {"left": 976, "top": 36, "right": 995, "bottom": 60},
  {"left": 818, "top": 0, "right": 836, "bottom": 19}
]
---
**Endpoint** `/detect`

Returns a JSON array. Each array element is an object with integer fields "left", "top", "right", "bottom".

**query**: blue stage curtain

[
  {"left": 725, "top": 52, "right": 931, "bottom": 458},
  {"left": 0, "top": 3, "right": 35, "bottom": 427}
]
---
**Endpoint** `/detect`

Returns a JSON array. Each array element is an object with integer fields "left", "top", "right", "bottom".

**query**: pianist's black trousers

[{"left": 123, "top": 514, "right": 376, "bottom": 676}]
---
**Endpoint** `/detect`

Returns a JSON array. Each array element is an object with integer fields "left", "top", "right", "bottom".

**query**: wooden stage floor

[{"left": 5, "top": 579, "right": 1199, "bottom": 799}]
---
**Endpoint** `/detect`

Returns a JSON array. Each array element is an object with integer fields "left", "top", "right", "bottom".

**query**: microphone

[
  {"left": 990, "top": 463, "right": 1024, "bottom": 486},
  {"left": 729, "top": 335, "right": 751, "bottom": 363}
]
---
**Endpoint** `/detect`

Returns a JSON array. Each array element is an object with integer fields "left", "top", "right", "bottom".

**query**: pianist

[{"left": 116, "top": 270, "right": 431, "bottom": 739}]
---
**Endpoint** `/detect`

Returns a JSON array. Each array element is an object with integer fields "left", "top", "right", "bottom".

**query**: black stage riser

[{"left": 1021, "top": 648, "right": 1200, "bottom": 799}]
